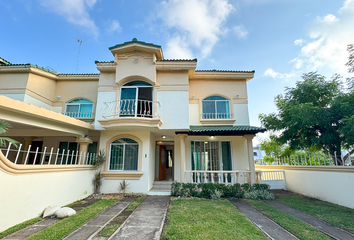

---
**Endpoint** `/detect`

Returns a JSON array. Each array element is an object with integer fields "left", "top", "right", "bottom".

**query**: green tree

[
  {"left": 260, "top": 135, "right": 293, "bottom": 164},
  {"left": 259, "top": 72, "right": 354, "bottom": 165},
  {"left": 0, "top": 120, "right": 18, "bottom": 148}
]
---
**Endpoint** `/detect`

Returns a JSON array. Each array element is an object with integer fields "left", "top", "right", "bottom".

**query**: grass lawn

[
  {"left": 0, "top": 217, "right": 42, "bottom": 239},
  {"left": 279, "top": 196, "right": 354, "bottom": 234},
  {"left": 27, "top": 199, "right": 117, "bottom": 240},
  {"left": 247, "top": 200, "right": 331, "bottom": 240},
  {"left": 162, "top": 199, "right": 268, "bottom": 240},
  {"left": 99, "top": 197, "right": 146, "bottom": 237}
]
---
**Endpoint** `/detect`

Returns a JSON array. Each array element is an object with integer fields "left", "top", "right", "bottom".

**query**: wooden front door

[{"left": 159, "top": 145, "right": 167, "bottom": 180}]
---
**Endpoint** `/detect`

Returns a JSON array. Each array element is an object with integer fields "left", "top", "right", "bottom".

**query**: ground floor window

[
  {"left": 191, "top": 141, "right": 232, "bottom": 182},
  {"left": 109, "top": 138, "right": 138, "bottom": 171}
]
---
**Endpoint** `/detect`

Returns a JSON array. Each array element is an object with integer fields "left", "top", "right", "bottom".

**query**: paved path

[
  {"left": 3, "top": 218, "right": 60, "bottom": 240},
  {"left": 266, "top": 200, "right": 354, "bottom": 240},
  {"left": 63, "top": 198, "right": 134, "bottom": 240},
  {"left": 229, "top": 199, "right": 298, "bottom": 240},
  {"left": 109, "top": 196, "right": 169, "bottom": 240}
]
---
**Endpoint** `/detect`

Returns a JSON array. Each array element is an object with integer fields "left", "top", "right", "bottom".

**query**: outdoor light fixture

[
  {"left": 56, "top": 96, "right": 61, "bottom": 100},
  {"left": 210, "top": 136, "right": 214, "bottom": 138},
  {"left": 162, "top": 135, "right": 166, "bottom": 139}
]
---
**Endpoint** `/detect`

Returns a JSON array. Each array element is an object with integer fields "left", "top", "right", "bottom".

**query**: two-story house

[{"left": 0, "top": 39, "right": 265, "bottom": 194}]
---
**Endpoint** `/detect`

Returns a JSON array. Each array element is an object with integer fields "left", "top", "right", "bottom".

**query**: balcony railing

[
  {"left": 201, "top": 113, "right": 232, "bottom": 119},
  {"left": 63, "top": 112, "right": 94, "bottom": 118},
  {"left": 186, "top": 170, "right": 262, "bottom": 185},
  {"left": 1, "top": 143, "right": 96, "bottom": 165},
  {"left": 102, "top": 100, "right": 160, "bottom": 119}
]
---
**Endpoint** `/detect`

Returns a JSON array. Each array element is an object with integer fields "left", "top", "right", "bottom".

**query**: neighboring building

[
  {"left": 253, "top": 144, "right": 266, "bottom": 164},
  {"left": 0, "top": 38, "right": 265, "bottom": 194}
]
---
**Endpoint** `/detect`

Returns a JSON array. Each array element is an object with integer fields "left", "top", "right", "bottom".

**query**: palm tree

[{"left": 0, "top": 120, "right": 18, "bottom": 147}]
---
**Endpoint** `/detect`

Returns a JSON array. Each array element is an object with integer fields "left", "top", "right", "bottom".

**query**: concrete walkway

[
  {"left": 266, "top": 200, "right": 354, "bottom": 240},
  {"left": 63, "top": 198, "right": 134, "bottom": 240},
  {"left": 229, "top": 199, "right": 298, "bottom": 240},
  {"left": 3, "top": 218, "right": 60, "bottom": 240},
  {"left": 109, "top": 196, "right": 169, "bottom": 240}
]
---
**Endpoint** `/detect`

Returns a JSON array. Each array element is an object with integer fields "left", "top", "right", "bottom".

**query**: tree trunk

[{"left": 343, "top": 149, "right": 354, "bottom": 164}]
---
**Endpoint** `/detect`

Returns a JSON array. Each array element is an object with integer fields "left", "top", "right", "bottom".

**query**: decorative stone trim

[
  {"left": 0, "top": 151, "right": 95, "bottom": 175},
  {"left": 102, "top": 171, "right": 144, "bottom": 180},
  {"left": 200, "top": 118, "right": 236, "bottom": 125},
  {"left": 99, "top": 117, "right": 162, "bottom": 129},
  {"left": 255, "top": 165, "right": 354, "bottom": 173}
]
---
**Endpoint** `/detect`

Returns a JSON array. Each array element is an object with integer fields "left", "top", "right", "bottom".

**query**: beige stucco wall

[
  {"left": 55, "top": 80, "right": 99, "bottom": 112},
  {"left": 99, "top": 131, "right": 154, "bottom": 193},
  {"left": 256, "top": 166, "right": 354, "bottom": 209},
  {"left": 0, "top": 73, "right": 29, "bottom": 93},
  {"left": 26, "top": 73, "right": 56, "bottom": 104},
  {"left": 115, "top": 53, "right": 156, "bottom": 85},
  {"left": 0, "top": 168, "right": 95, "bottom": 232}
]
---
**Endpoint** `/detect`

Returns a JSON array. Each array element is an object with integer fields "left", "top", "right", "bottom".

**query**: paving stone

[
  {"left": 64, "top": 198, "right": 133, "bottom": 240},
  {"left": 110, "top": 196, "right": 169, "bottom": 240},
  {"left": 229, "top": 199, "right": 298, "bottom": 240},
  {"left": 64, "top": 226, "right": 101, "bottom": 240},
  {"left": 3, "top": 219, "right": 60, "bottom": 240},
  {"left": 266, "top": 200, "right": 354, "bottom": 240}
]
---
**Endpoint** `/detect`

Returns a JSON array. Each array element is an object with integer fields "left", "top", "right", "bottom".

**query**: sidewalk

[
  {"left": 229, "top": 199, "right": 298, "bottom": 240},
  {"left": 109, "top": 196, "right": 170, "bottom": 240}
]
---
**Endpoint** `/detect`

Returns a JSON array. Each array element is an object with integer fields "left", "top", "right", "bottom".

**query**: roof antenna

[{"left": 76, "top": 39, "right": 82, "bottom": 73}]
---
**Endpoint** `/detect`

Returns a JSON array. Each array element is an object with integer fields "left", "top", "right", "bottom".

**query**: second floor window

[
  {"left": 65, "top": 99, "right": 93, "bottom": 118},
  {"left": 202, "top": 96, "right": 230, "bottom": 119},
  {"left": 120, "top": 81, "right": 153, "bottom": 118}
]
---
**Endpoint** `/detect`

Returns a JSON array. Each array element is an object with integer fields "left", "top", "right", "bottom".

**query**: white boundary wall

[
  {"left": 256, "top": 165, "right": 354, "bottom": 209},
  {"left": 0, "top": 169, "right": 95, "bottom": 232}
]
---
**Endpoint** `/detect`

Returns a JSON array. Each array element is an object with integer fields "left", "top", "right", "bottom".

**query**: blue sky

[{"left": 1, "top": 0, "right": 354, "bottom": 144}]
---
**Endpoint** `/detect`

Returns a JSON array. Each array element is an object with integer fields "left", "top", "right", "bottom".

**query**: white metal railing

[
  {"left": 201, "top": 113, "right": 232, "bottom": 119},
  {"left": 257, "top": 152, "right": 354, "bottom": 167},
  {"left": 259, "top": 171, "right": 286, "bottom": 189},
  {"left": 102, "top": 100, "right": 160, "bottom": 118},
  {"left": 186, "top": 170, "right": 262, "bottom": 185},
  {"left": 1, "top": 143, "right": 95, "bottom": 166},
  {"left": 63, "top": 112, "right": 94, "bottom": 118}
]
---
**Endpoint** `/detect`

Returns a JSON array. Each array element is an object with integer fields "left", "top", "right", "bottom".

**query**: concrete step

[
  {"left": 148, "top": 188, "right": 171, "bottom": 196},
  {"left": 153, "top": 181, "right": 173, "bottom": 185},
  {"left": 152, "top": 185, "right": 172, "bottom": 190}
]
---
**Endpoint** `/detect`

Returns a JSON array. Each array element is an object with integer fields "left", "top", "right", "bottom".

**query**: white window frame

[
  {"left": 120, "top": 84, "right": 153, "bottom": 117},
  {"left": 65, "top": 99, "right": 94, "bottom": 118},
  {"left": 109, "top": 140, "right": 139, "bottom": 171},
  {"left": 201, "top": 97, "right": 231, "bottom": 119}
]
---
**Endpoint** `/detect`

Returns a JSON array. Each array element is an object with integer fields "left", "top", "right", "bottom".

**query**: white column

[
  {"left": 178, "top": 134, "right": 188, "bottom": 183},
  {"left": 76, "top": 137, "right": 93, "bottom": 164},
  {"left": 243, "top": 134, "right": 256, "bottom": 185}
]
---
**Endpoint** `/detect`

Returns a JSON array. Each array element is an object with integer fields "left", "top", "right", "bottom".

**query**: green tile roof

[
  {"left": 178, "top": 125, "right": 266, "bottom": 135},
  {"left": 109, "top": 38, "right": 161, "bottom": 50}
]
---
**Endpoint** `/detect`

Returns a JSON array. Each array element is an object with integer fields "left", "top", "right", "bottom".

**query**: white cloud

[
  {"left": 39, "top": 0, "right": 99, "bottom": 38},
  {"left": 157, "top": 0, "right": 234, "bottom": 59},
  {"left": 294, "top": 39, "right": 303, "bottom": 46},
  {"left": 290, "top": 58, "right": 303, "bottom": 70},
  {"left": 295, "top": 0, "right": 354, "bottom": 75},
  {"left": 107, "top": 20, "right": 122, "bottom": 33},
  {"left": 233, "top": 25, "right": 248, "bottom": 39},
  {"left": 264, "top": 68, "right": 295, "bottom": 81},
  {"left": 164, "top": 35, "right": 194, "bottom": 59}
]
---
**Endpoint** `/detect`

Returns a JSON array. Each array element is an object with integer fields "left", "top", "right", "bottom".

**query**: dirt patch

[{"left": 271, "top": 190, "right": 300, "bottom": 199}]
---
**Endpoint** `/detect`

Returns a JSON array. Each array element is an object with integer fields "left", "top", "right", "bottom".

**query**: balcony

[
  {"left": 98, "top": 100, "right": 162, "bottom": 130},
  {"left": 200, "top": 112, "right": 236, "bottom": 125}
]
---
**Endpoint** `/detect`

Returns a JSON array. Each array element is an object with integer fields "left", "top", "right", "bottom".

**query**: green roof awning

[{"left": 176, "top": 125, "right": 266, "bottom": 136}]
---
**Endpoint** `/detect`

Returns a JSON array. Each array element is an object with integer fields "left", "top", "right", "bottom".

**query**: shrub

[
  {"left": 171, "top": 182, "right": 272, "bottom": 199},
  {"left": 244, "top": 190, "right": 275, "bottom": 200}
]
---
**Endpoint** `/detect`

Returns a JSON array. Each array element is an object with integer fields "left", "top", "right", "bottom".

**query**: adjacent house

[{"left": 0, "top": 38, "right": 265, "bottom": 195}]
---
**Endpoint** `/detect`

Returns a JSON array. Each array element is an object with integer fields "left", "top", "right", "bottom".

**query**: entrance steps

[{"left": 148, "top": 181, "right": 173, "bottom": 196}]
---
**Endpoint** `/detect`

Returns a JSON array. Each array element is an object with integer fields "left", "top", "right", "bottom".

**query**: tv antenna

[{"left": 76, "top": 39, "right": 82, "bottom": 73}]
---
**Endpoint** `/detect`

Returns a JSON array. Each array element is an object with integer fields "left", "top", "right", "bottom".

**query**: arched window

[
  {"left": 202, "top": 96, "right": 230, "bottom": 119},
  {"left": 120, "top": 81, "right": 153, "bottom": 117},
  {"left": 109, "top": 138, "right": 138, "bottom": 171},
  {"left": 65, "top": 99, "right": 93, "bottom": 118}
]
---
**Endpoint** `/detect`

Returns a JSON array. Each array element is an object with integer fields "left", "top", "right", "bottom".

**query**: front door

[{"left": 159, "top": 145, "right": 167, "bottom": 180}]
